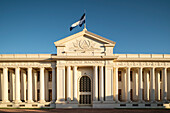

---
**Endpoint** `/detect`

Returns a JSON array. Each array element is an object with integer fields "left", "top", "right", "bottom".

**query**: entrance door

[{"left": 79, "top": 76, "right": 92, "bottom": 105}]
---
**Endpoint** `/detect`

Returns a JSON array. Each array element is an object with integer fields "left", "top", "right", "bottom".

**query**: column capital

[
  {"left": 3, "top": 67, "right": 8, "bottom": 69},
  {"left": 51, "top": 66, "right": 56, "bottom": 69},
  {"left": 40, "top": 67, "right": 45, "bottom": 69},
  {"left": 15, "top": 67, "right": 20, "bottom": 69}
]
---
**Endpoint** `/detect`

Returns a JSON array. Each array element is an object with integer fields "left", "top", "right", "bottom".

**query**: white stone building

[{"left": 0, "top": 28, "right": 170, "bottom": 108}]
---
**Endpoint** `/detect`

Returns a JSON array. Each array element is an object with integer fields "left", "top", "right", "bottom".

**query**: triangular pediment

[
  {"left": 54, "top": 28, "right": 116, "bottom": 46},
  {"left": 54, "top": 28, "right": 116, "bottom": 56}
]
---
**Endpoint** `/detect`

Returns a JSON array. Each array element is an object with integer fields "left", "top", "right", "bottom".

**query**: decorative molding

[
  {"left": 113, "top": 62, "right": 170, "bottom": 67},
  {"left": 0, "top": 62, "right": 54, "bottom": 68},
  {"left": 69, "top": 39, "right": 100, "bottom": 51}
]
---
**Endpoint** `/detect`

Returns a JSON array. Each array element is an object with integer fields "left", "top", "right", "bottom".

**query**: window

[
  {"left": 118, "top": 71, "right": 121, "bottom": 81},
  {"left": 37, "top": 89, "right": 40, "bottom": 101},
  {"left": 130, "top": 89, "right": 133, "bottom": 100},
  {"left": 160, "top": 70, "right": 162, "bottom": 82},
  {"left": 130, "top": 71, "right": 133, "bottom": 81},
  {"left": 79, "top": 76, "right": 91, "bottom": 92},
  {"left": 142, "top": 71, "right": 144, "bottom": 81},
  {"left": 49, "top": 89, "right": 52, "bottom": 101},
  {"left": 37, "top": 72, "right": 40, "bottom": 82},
  {"left": 160, "top": 89, "right": 162, "bottom": 100},
  {"left": 118, "top": 89, "right": 122, "bottom": 101},
  {"left": 8, "top": 71, "right": 10, "bottom": 82},
  {"left": 48, "top": 71, "right": 52, "bottom": 81}
]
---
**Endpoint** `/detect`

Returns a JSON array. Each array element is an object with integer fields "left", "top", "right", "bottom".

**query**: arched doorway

[{"left": 79, "top": 76, "right": 92, "bottom": 105}]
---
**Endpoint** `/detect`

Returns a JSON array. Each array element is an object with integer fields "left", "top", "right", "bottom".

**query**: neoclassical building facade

[{"left": 0, "top": 28, "right": 170, "bottom": 108}]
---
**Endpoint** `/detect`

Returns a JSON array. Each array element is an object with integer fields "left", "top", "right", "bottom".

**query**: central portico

[{"left": 53, "top": 28, "right": 117, "bottom": 107}]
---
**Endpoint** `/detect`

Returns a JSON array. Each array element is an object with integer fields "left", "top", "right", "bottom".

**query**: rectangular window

[
  {"left": 48, "top": 71, "right": 52, "bottom": 81},
  {"left": 118, "top": 71, "right": 121, "bottom": 81},
  {"left": 130, "top": 89, "right": 133, "bottom": 100},
  {"left": 130, "top": 71, "right": 133, "bottom": 81},
  {"left": 142, "top": 71, "right": 144, "bottom": 82},
  {"left": 160, "top": 70, "right": 162, "bottom": 82},
  {"left": 118, "top": 89, "right": 122, "bottom": 101},
  {"left": 49, "top": 89, "right": 52, "bottom": 101},
  {"left": 160, "top": 89, "right": 162, "bottom": 100},
  {"left": 8, "top": 71, "right": 10, "bottom": 82},
  {"left": 37, "top": 89, "right": 40, "bottom": 101},
  {"left": 37, "top": 72, "right": 40, "bottom": 82}
]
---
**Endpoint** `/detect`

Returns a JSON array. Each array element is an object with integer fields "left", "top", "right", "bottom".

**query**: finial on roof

[{"left": 83, "top": 23, "right": 87, "bottom": 31}]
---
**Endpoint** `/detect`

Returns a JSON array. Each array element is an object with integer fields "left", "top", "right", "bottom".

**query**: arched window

[{"left": 79, "top": 76, "right": 91, "bottom": 92}]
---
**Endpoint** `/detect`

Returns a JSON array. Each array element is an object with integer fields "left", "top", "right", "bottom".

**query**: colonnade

[
  {"left": 0, "top": 66, "right": 169, "bottom": 105},
  {"left": 0, "top": 66, "right": 56, "bottom": 104}
]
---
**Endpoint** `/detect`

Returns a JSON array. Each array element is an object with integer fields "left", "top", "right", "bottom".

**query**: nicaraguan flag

[{"left": 70, "top": 13, "right": 86, "bottom": 31}]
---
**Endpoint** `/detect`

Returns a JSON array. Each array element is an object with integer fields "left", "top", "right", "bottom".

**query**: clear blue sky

[{"left": 0, "top": 0, "right": 170, "bottom": 54}]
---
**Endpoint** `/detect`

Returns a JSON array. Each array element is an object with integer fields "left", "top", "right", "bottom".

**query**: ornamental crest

[{"left": 69, "top": 39, "right": 100, "bottom": 51}]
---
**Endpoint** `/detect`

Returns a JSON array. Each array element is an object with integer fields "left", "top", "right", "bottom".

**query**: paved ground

[{"left": 0, "top": 109, "right": 170, "bottom": 113}]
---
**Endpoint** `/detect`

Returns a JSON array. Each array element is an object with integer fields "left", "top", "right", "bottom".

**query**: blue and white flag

[{"left": 70, "top": 13, "right": 86, "bottom": 31}]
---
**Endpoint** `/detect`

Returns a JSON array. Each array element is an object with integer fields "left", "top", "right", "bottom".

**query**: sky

[{"left": 0, "top": 0, "right": 170, "bottom": 54}]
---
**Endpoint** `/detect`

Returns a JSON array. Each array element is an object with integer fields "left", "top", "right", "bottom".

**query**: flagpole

[{"left": 84, "top": 9, "right": 86, "bottom": 29}]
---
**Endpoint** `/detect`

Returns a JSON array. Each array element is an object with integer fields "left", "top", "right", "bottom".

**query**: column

[
  {"left": 45, "top": 70, "right": 48, "bottom": 101},
  {"left": 156, "top": 69, "right": 160, "bottom": 101},
  {"left": 73, "top": 66, "right": 78, "bottom": 101},
  {"left": 21, "top": 70, "right": 26, "bottom": 102},
  {"left": 52, "top": 66, "right": 56, "bottom": 102},
  {"left": 9, "top": 70, "right": 15, "bottom": 101},
  {"left": 115, "top": 67, "right": 119, "bottom": 102},
  {"left": 67, "top": 66, "right": 71, "bottom": 101},
  {"left": 2, "top": 67, "right": 9, "bottom": 103},
  {"left": 28, "top": 67, "right": 33, "bottom": 103},
  {"left": 144, "top": 69, "right": 150, "bottom": 101},
  {"left": 99, "top": 66, "right": 104, "bottom": 101},
  {"left": 93, "top": 66, "right": 98, "bottom": 101},
  {"left": 33, "top": 71, "right": 37, "bottom": 102},
  {"left": 127, "top": 67, "right": 131, "bottom": 102},
  {"left": 40, "top": 67, "right": 45, "bottom": 103},
  {"left": 0, "top": 70, "right": 2, "bottom": 101},
  {"left": 138, "top": 67, "right": 143, "bottom": 102},
  {"left": 14, "top": 67, "right": 21, "bottom": 103},
  {"left": 133, "top": 70, "right": 138, "bottom": 101},
  {"left": 150, "top": 68, "right": 155, "bottom": 102},
  {"left": 57, "top": 66, "right": 65, "bottom": 101},
  {"left": 162, "top": 68, "right": 167, "bottom": 101},
  {"left": 105, "top": 66, "right": 114, "bottom": 101},
  {"left": 122, "top": 69, "right": 126, "bottom": 101}
]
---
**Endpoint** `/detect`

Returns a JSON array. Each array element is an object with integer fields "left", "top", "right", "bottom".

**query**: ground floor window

[
  {"left": 118, "top": 89, "right": 122, "bottom": 101},
  {"left": 37, "top": 89, "right": 40, "bottom": 101},
  {"left": 49, "top": 89, "right": 52, "bottom": 101}
]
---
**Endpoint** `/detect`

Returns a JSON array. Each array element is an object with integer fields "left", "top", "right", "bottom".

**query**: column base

[
  {"left": 115, "top": 100, "right": 120, "bottom": 103},
  {"left": 27, "top": 100, "right": 34, "bottom": 103},
  {"left": 39, "top": 100, "right": 46, "bottom": 103},
  {"left": 55, "top": 100, "right": 66, "bottom": 104},
  {"left": 103, "top": 101, "right": 115, "bottom": 104},
  {"left": 127, "top": 100, "right": 132, "bottom": 103},
  {"left": 93, "top": 101, "right": 101, "bottom": 104},
  {"left": 150, "top": 100, "right": 156, "bottom": 103},
  {"left": 13, "top": 100, "right": 22, "bottom": 104},
  {"left": 1, "top": 100, "right": 10, "bottom": 103},
  {"left": 69, "top": 100, "right": 78, "bottom": 104},
  {"left": 51, "top": 100, "right": 56, "bottom": 104}
]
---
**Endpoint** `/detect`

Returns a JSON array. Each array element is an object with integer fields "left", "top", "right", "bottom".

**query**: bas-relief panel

[{"left": 64, "top": 35, "right": 105, "bottom": 55}]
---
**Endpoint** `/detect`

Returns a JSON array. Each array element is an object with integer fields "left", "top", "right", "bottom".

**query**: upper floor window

[
  {"left": 37, "top": 71, "right": 40, "bottom": 82},
  {"left": 118, "top": 71, "right": 121, "bottom": 81},
  {"left": 130, "top": 71, "right": 133, "bottom": 81},
  {"left": 48, "top": 71, "right": 52, "bottom": 81}
]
